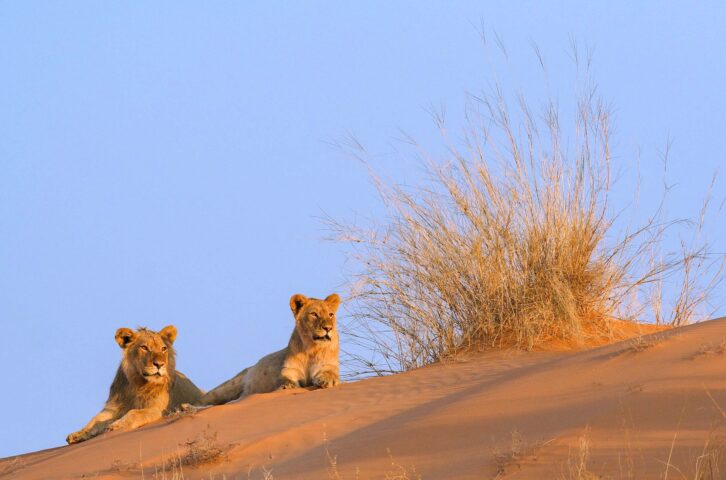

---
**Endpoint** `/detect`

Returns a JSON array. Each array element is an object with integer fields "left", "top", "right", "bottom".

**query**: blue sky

[{"left": 1, "top": 1, "right": 724, "bottom": 458}]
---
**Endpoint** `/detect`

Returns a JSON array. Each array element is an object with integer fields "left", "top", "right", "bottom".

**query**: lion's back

[{"left": 244, "top": 348, "right": 289, "bottom": 395}]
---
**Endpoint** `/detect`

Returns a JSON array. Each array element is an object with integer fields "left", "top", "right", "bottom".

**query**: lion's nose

[
  {"left": 153, "top": 360, "right": 165, "bottom": 368},
  {"left": 322, "top": 325, "right": 332, "bottom": 333}
]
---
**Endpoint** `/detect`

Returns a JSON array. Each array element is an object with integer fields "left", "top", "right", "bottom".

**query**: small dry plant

[
  {"left": 324, "top": 436, "right": 419, "bottom": 480},
  {"left": 0, "top": 457, "right": 25, "bottom": 476},
  {"left": 493, "top": 429, "right": 549, "bottom": 478},
  {"left": 110, "top": 457, "right": 138, "bottom": 472},
  {"left": 244, "top": 446, "right": 418, "bottom": 480},
  {"left": 564, "top": 430, "right": 598, "bottom": 480},
  {"left": 326, "top": 437, "right": 343, "bottom": 480},
  {"left": 688, "top": 392, "right": 726, "bottom": 479},
  {"left": 160, "top": 427, "right": 229, "bottom": 478},
  {"left": 331, "top": 42, "right": 723, "bottom": 375},
  {"left": 693, "top": 340, "right": 726, "bottom": 359},
  {"left": 628, "top": 335, "right": 661, "bottom": 353},
  {"left": 660, "top": 427, "right": 726, "bottom": 480},
  {"left": 244, "top": 465, "right": 275, "bottom": 480},
  {"left": 692, "top": 435, "right": 724, "bottom": 480},
  {"left": 383, "top": 448, "right": 421, "bottom": 480}
]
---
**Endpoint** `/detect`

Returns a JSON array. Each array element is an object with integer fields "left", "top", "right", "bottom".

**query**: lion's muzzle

[
  {"left": 142, "top": 364, "right": 167, "bottom": 379},
  {"left": 313, "top": 325, "right": 333, "bottom": 341}
]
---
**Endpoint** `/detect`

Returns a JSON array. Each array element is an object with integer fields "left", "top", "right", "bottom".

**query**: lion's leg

[
  {"left": 179, "top": 402, "right": 212, "bottom": 413},
  {"left": 66, "top": 406, "right": 119, "bottom": 444},
  {"left": 106, "top": 407, "right": 163, "bottom": 432},
  {"left": 279, "top": 365, "right": 305, "bottom": 389},
  {"left": 312, "top": 364, "right": 340, "bottom": 389}
]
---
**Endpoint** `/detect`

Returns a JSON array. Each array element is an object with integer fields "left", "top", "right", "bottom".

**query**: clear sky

[{"left": 1, "top": 1, "right": 724, "bottom": 458}]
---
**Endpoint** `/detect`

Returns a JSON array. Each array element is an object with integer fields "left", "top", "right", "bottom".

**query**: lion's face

[
  {"left": 290, "top": 293, "right": 340, "bottom": 345},
  {"left": 115, "top": 326, "right": 177, "bottom": 385}
]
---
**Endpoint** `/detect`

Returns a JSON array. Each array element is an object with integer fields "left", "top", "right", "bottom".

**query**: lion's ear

[
  {"left": 325, "top": 293, "right": 341, "bottom": 311},
  {"left": 289, "top": 294, "right": 308, "bottom": 316},
  {"left": 325, "top": 293, "right": 340, "bottom": 310},
  {"left": 160, "top": 325, "right": 178, "bottom": 345},
  {"left": 115, "top": 328, "right": 136, "bottom": 349}
]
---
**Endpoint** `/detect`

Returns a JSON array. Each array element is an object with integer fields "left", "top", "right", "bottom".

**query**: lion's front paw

[
  {"left": 66, "top": 430, "right": 90, "bottom": 444},
  {"left": 279, "top": 380, "right": 300, "bottom": 390},
  {"left": 313, "top": 373, "right": 339, "bottom": 389},
  {"left": 106, "top": 420, "right": 128, "bottom": 432}
]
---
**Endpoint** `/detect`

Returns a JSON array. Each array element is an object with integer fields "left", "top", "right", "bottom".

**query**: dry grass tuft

[
  {"left": 325, "top": 438, "right": 342, "bottom": 480},
  {"left": 155, "top": 427, "right": 230, "bottom": 479},
  {"left": 693, "top": 436, "right": 724, "bottom": 480},
  {"left": 493, "top": 429, "right": 526, "bottom": 473},
  {"left": 564, "top": 430, "right": 599, "bottom": 480},
  {"left": 693, "top": 340, "right": 726, "bottom": 360},
  {"left": 628, "top": 335, "right": 661, "bottom": 353},
  {"left": 0, "top": 457, "right": 25, "bottom": 476},
  {"left": 383, "top": 448, "right": 421, "bottom": 480},
  {"left": 493, "top": 429, "right": 550, "bottom": 478},
  {"left": 173, "top": 428, "right": 229, "bottom": 468},
  {"left": 244, "top": 445, "right": 418, "bottom": 480},
  {"left": 109, "top": 457, "right": 138, "bottom": 472},
  {"left": 331, "top": 44, "right": 722, "bottom": 375}
]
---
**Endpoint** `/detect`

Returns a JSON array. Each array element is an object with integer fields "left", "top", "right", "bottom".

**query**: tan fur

[
  {"left": 66, "top": 325, "right": 203, "bottom": 444},
  {"left": 198, "top": 293, "right": 341, "bottom": 405}
]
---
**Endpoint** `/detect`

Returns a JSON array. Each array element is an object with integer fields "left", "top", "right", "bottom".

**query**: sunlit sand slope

[{"left": 3, "top": 318, "right": 726, "bottom": 479}]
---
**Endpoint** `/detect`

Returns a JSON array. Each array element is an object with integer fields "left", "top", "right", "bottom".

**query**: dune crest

[{"left": 3, "top": 318, "right": 726, "bottom": 479}]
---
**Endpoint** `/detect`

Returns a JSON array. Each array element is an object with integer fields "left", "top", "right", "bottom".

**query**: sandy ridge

[{"left": 3, "top": 318, "right": 726, "bottom": 479}]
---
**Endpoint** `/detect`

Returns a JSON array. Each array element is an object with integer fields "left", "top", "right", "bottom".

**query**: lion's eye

[
  {"left": 162, "top": 346, "right": 167, "bottom": 352},
  {"left": 329, "top": 312, "right": 334, "bottom": 318},
  {"left": 140, "top": 345, "right": 149, "bottom": 352},
  {"left": 310, "top": 312, "right": 319, "bottom": 318}
]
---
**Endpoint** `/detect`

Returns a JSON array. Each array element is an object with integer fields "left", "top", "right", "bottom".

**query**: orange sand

[{"left": 3, "top": 318, "right": 726, "bottom": 479}]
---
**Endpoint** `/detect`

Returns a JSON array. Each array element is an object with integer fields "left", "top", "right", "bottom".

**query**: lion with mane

[
  {"left": 66, "top": 325, "right": 203, "bottom": 444},
  {"left": 198, "top": 293, "right": 341, "bottom": 405}
]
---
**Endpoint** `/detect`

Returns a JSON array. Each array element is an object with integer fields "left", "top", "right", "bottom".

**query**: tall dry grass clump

[{"left": 331, "top": 53, "right": 722, "bottom": 375}]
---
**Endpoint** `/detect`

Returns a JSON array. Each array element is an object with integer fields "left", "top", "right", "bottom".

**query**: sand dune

[{"left": 3, "top": 318, "right": 726, "bottom": 479}]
